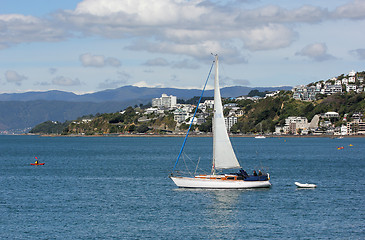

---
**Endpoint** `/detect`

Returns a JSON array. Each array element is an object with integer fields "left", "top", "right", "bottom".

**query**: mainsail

[{"left": 213, "top": 55, "right": 241, "bottom": 170}]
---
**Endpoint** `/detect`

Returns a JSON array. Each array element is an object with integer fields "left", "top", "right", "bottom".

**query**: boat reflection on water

[{"left": 173, "top": 188, "right": 270, "bottom": 238}]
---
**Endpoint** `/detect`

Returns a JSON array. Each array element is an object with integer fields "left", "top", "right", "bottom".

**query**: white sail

[{"left": 213, "top": 56, "right": 241, "bottom": 170}]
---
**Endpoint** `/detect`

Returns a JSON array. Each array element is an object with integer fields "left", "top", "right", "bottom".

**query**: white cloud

[
  {"left": 98, "top": 79, "right": 126, "bottom": 89},
  {"left": 143, "top": 57, "right": 200, "bottom": 69},
  {"left": 97, "top": 71, "right": 131, "bottom": 89},
  {"left": 295, "top": 43, "right": 336, "bottom": 62},
  {"left": 49, "top": 68, "right": 57, "bottom": 75},
  {"left": 128, "top": 40, "right": 247, "bottom": 64},
  {"left": 172, "top": 59, "right": 200, "bottom": 69},
  {"left": 59, "top": 0, "right": 335, "bottom": 63},
  {"left": 72, "top": 0, "right": 208, "bottom": 24},
  {"left": 0, "top": 0, "right": 364, "bottom": 66},
  {"left": 228, "top": 77, "right": 251, "bottom": 86},
  {"left": 349, "top": 48, "right": 365, "bottom": 60},
  {"left": 5, "top": 70, "right": 27, "bottom": 85},
  {"left": 79, "top": 53, "right": 121, "bottom": 67},
  {"left": 52, "top": 76, "right": 81, "bottom": 86},
  {"left": 332, "top": 0, "right": 365, "bottom": 20},
  {"left": 0, "top": 14, "right": 66, "bottom": 49},
  {"left": 143, "top": 58, "right": 169, "bottom": 66},
  {"left": 235, "top": 5, "right": 327, "bottom": 24},
  {"left": 241, "top": 24, "right": 297, "bottom": 51}
]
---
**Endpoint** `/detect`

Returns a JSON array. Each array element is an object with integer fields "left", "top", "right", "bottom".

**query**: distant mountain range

[{"left": 0, "top": 85, "right": 291, "bottom": 131}]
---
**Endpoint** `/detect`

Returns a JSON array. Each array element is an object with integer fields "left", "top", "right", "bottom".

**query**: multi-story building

[
  {"left": 335, "top": 80, "right": 342, "bottom": 85},
  {"left": 285, "top": 116, "right": 309, "bottom": 134},
  {"left": 203, "top": 100, "right": 214, "bottom": 109},
  {"left": 341, "top": 125, "right": 348, "bottom": 135},
  {"left": 348, "top": 70, "right": 356, "bottom": 83},
  {"left": 276, "top": 116, "right": 310, "bottom": 135},
  {"left": 292, "top": 85, "right": 320, "bottom": 101},
  {"left": 346, "top": 85, "right": 357, "bottom": 92},
  {"left": 224, "top": 116, "right": 237, "bottom": 131},
  {"left": 173, "top": 108, "right": 189, "bottom": 123},
  {"left": 323, "top": 84, "right": 342, "bottom": 95},
  {"left": 347, "top": 121, "right": 365, "bottom": 135},
  {"left": 152, "top": 94, "right": 177, "bottom": 109}
]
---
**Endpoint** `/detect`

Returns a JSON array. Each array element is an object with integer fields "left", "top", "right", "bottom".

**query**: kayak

[
  {"left": 30, "top": 163, "right": 45, "bottom": 166},
  {"left": 295, "top": 182, "right": 316, "bottom": 188}
]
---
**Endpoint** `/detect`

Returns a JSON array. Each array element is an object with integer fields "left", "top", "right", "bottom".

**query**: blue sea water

[{"left": 0, "top": 135, "right": 364, "bottom": 239}]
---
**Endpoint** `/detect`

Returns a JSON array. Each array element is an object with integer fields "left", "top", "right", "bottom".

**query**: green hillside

[
  {"left": 29, "top": 91, "right": 365, "bottom": 135},
  {"left": 231, "top": 91, "right": 365, "bottom": 133}
]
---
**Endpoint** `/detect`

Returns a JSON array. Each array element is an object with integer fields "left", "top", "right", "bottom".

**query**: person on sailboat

[
  {"left": 258, "top": 170, "right": 262, "bottom": 176},
  {"left": 253, "top": 170, "right": 258, "bottom": 176}
]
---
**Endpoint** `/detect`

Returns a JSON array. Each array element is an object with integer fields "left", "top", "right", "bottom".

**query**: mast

[{"left": 212, "top": 55, "right": 218, "bottom": 175}]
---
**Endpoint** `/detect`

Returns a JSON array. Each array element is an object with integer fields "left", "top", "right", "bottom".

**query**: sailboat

[
  {"left": 170, "top": 55, "right": 271, "bottom": 189},
  {"left": 255, "top": 123, "right": 266, "bottom": 138}
]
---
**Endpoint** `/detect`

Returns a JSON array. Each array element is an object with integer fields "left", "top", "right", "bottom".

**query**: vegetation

[
  {"left": 29, "top": 120, "right": 71, "bottom": 134},
  {"left": 178, "top": 96, "right": 213, "bottom": 105},
  {"left": 247, "top": 89, "right": 268, "bottom": 97},
  {"left": 231, "top": 91, "right": 365, "bottom": 134},
  {"left": 29, "top": 91, "right": 365, "bottom": 135}
]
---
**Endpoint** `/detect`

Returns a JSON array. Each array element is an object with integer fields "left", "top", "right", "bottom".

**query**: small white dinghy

[{"left": 295, "top": 182, "right": 317, "bottom": 188}]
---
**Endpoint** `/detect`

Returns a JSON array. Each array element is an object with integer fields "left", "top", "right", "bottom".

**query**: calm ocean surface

[{"left": 0, "top": 135, "right": 364, "bottom": 239}]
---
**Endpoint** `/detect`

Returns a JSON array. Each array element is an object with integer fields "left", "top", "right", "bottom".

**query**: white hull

[
  {"left": 295, "top": 182, "right": 317, "bottom": 188},
  {"left": 171, "top": 176, "right": 271, "bottom": 189},
  {"left": 255, "top": 136, "right": 266, "bottom": 139}
]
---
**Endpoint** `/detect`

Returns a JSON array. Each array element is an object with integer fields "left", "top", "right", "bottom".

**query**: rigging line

[
  {"left": 171, "top": 60, "right": 215, "bottom": 174},
  {"left": 182, "top": 155, "right": 192, "bottom": 177},
  {"left": 194, "top": 157, "right": 201, "bottom": 175}
]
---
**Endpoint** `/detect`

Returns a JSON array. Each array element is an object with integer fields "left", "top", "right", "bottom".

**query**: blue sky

[{"left": 0, "top": 0, "right": 364, "bottom": 94}]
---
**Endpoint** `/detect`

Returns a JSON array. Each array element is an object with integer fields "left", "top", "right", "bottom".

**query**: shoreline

[{"left": 18, "top": 133, "right": 365, "bottom": 138}]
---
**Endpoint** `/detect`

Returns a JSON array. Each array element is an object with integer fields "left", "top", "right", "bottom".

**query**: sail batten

[{"left": 213, "top": 55, "right": 241, "bottom": 171}]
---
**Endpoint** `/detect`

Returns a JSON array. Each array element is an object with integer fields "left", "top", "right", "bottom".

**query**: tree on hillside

[
  {"left": 248, "top": 89, "right": 266, "bottom": 97},
  {"left": 136, "top": 124, "right": 149, "bottom": 133}
]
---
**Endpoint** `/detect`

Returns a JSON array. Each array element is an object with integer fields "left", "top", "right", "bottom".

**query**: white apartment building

[
  {"left": 335, "top": 80, "right": 342, "bottom": 85},
  {"left": 203, "top": 100, "right": 214, "bottom": 109},
  {"left": 322, "top": 84, "right": 342, "bottom": 95},
  {"left": 265, "top": 91, "right": 280, "bottom": 98},
  {"left": 285, "top": 116, "right": 309, "bottom": 134},
  {"left": 173, "top": 109, "right": 189, "bottom": 123},
  {"left": 346, "top": 85, "right": 357, "bottom": 92},
  {"left": 292, "top": 85, "right": 319, "bottom": 101},
  {"left": 324, "top": 112, "right": 339, "bottom": 118},
  {"left": 347, "top": 121, "right": 365, "bottom": 135},
  {"left": 349, "top": 76, "right": 356, "bottom": 83},
  {"left": 225, "top": 116, "right": 237, "bottom": 131},
  {"left": 152, "top": 94, "right": 177, "bottom": 109},
  {"left": 341, "top": 125, "right": 348, "bottom": 135},
  {"left": 173, "top": 104, "right": 196, "bottom": 123}
]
